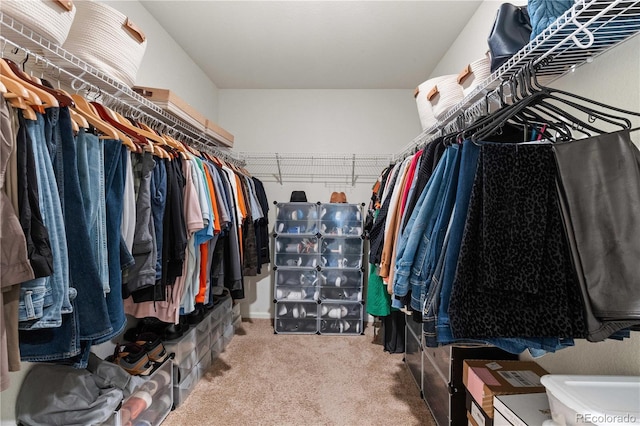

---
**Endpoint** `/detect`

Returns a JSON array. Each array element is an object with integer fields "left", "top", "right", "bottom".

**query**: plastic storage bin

[
  {"left": 319, "top": 204, "right": 363, "bottom": 236},
  {"left": 540, "top": 375, "right": 640, "bottom": 426},
  {"left": 103, "top": 358, "right": 173, "bottom": 426},
  {"left": 275, "top": 202, "right": 319, "bottom": 235},
  {"left": 319, "top": 301, "right": 363, "bottom": 334},
  {"left": 274, "top": 236, "right": 320, "bottom": 268},
  {"left": 275, "top": 269, "right": 320, "bottom": 300},
  {"left": 319, "top": 268, "right": 362, "bottom": 301},
  {"left": 274, "top": 301, "right": 319, "bottom": 334},
  {"left": 320, "top": 236, "right": 362, "bottom": 269}
]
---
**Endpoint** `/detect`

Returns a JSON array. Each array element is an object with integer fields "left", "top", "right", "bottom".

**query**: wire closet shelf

[
  {"left": 0, "top": 11, "right": 244, "bottom": 166},
  {"left": 239, "top": 152, "right": 393, "bottom": 186},
  {"left": 394, "top": 0, "right": 640, "bottom": 161}
]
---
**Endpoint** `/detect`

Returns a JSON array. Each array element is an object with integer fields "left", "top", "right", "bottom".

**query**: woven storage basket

[
  {"left": 429, "top": 74, "right": 465, "bottom": 120},
  {"left": 62, "top": 0, "right": 147, "bottom": 87},
  {"left": 414, "top": 75, "right": 448, "bottom": 131},
  {"left": 458, "top": 54, "right": 492, "bottom": 98},
  {"left": 0, "top": 0, "right": 76, "bottom": 46}
]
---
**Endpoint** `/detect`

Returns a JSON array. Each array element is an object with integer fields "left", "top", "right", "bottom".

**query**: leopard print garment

[{"left": 448, "top": 144, "right": 587, "bottom": 339}]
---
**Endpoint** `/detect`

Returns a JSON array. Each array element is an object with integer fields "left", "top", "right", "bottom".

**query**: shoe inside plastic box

[{"left": 540, "top": 375, "right": 640, "bottom": 426}]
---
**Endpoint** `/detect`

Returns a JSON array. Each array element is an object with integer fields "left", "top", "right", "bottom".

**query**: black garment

[
  {"left": 252, "top": 177, "right": 270, "bottom": 269},
  {"left": 554, "top": 131, "right": 640, "bottom": 341},
  {"left": 238, "top": 177, "right": 258, "bottom": 277},
  {"left": 449, "top": 144, "right": 587, "bottom": 339},
  {"left": 383, "top": 311, "right": 406, "bottom": 354},
  {"left": 368, "top": 165, "right": 401, "bottom": 265},
  {"left": 363, "top": 165, "right": 393, "bottom": 238},
  {"left": 402, "top": 137, "right": 445, "bottom": 230},
  {"left": 208, "top": 236, "right": 226, "bottom": 304},
  {"left": 16, "top": 113, "right": 53, "bottom": 278},
  {"left": 214, "top": 164, "right": 244, "bottom": 299},
  {"left": 163, "top": 158, "right": 187, "bottom": 288}
]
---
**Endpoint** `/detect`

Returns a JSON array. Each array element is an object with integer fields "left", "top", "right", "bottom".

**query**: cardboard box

[
  {"left": 204, "top": 119, "right": 234, "bottom": 148},
  {"left": 463, "top": 360, "right": 549, "bottom": 419},
  {"left": 493, "top": 393, "right": 552, "bottom": 426},
  {"left": 466, "top": 391, "right": 493, "bottom": 426},
  {"left": 133, "top": 85, "right": 208, "bottom": 130}
]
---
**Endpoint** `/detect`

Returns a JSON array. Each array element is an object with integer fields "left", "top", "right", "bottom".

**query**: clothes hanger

[
  {"left": 0, "top": 75, "right": 37, "bottom": 120},
  {"left": 39, "top": 78, "right": 88, "bottom": 130},
  {"left": 468, "top": 64, "right": 635, "bottom": 143},
  {"left": 0, "top": 72, "right": 43, "bottom": 110},
  {"left": 70, "top": 93, "right": 130, "bottom": 143},
  {"left": 90, "top": 101, "right": 148, "bottom": 148},
  {"left": 1, "top": 58, "right": 60, "bottom": 108}
]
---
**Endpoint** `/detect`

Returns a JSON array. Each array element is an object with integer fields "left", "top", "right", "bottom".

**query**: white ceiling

[{"left": 140, "top": 1, "right": 482, "bottom": 90}]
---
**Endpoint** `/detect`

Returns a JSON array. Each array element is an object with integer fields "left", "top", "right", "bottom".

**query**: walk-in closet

[{"left": 1, "top": 1, "right": 639, "bottom": 425}]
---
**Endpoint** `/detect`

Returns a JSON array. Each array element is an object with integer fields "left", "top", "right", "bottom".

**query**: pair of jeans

[
  {"left": 435, "top": 141, "right": 480, "bottom": 345},
  {"left": 19, "top": 111, "right": 81, "bottom": 362},
  {"left": 76, "top": 129, "right": 109, "bottom": 294},
  {"left": 12, "top": 106, "right": 53, "bottom": 280},
  {"left": 96, "top": 139, "right": 128, "bottom": 344},
  {"left": 415, "top": 144, "right": 461, "bottom": 313},
  {"left": 18, "top": 112, "right": 72, "bottom": 328},
  {"left": 150, "top": 159, "right": 167, "bottom": 281},
  {"left": 50, "top": 108, "right": 112, "bottom": 341}
]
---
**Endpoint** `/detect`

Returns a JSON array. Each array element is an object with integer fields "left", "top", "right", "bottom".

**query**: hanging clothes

[
  {"left": 448, "top": 143, "right": 587, "bottom": 339},
  {"left": 553, "top": 130, "right": 640, "bottom": 341}
]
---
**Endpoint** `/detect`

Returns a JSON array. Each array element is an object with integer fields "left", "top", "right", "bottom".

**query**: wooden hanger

[
  {"left": 1, "top": 59, "right": 59, "bottom": 108},
  {"left": 72, "top": 95, "right": 139, "bottom": 152},
  {"left": 70, "top": 94, "right": 122, "bottom": 139},
  {"left": 5, "top": 58, "right": 74, "bottom": 107},
  {"left": 90, "top": 102, "right": 148, "bottom": 146},
  {"left": 0, "top": 74, "right": 39, "bottom": 121},
  {"left": 0, "top": 73, "right": 42, "bottom": 109},
  {"left": 1, "top": 76, "right": 37, "bottom": 120}
]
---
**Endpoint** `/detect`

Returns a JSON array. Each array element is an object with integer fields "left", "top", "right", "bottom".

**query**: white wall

[
  {"left": 0, "top": 1, "right": 221, "bottom": 423},
  {"left": 103, "top": 0, "right": 220, "bottom": 121},
  {"left": 429, "top": 0, "right": 640, "bottom": 376},
  {"left": 218, "top": 89, "right": 422, "bottom": 318}
]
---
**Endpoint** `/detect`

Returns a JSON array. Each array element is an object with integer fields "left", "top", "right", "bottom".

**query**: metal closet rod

[{"left": 1, "top": 36, "right": 245, "bottom": 167}]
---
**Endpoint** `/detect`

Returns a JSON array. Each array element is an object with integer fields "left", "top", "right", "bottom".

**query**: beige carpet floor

[{"left": 162, "top": 319, "right": 436, "bottom": 426}]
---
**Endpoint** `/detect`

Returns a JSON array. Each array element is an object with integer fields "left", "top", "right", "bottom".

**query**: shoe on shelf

[
  {"left": 134, "top": 332, "right": 169, "bottom": 364},
  {"left": 292, "top": 304, "right": 308, "bottom": 319},
  {"left": 278, "top": 303, "right": 288, "bottom": 317},
  {"left": 108, "top": 343, "right": 154, "bottom": 376}
]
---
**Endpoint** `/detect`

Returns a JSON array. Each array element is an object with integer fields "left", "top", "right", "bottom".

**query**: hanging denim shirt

[{"left": 393, "top": 146, "right": 455, "bottom": 309}]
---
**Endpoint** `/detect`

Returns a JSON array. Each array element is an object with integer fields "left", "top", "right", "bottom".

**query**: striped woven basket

[
  {"left": 0, "top": 0, "right": 76, "bottom": 46},
  {"left": 459, "top": 53, "right": 492, "bottom": 98},
  {"left": 429, "top": 74, "right": 465, "bottom": 120},
  {"left": 62, "top": 0, "right": 147, "bottom": 87},
  {"left": 414, "top": 75, "right": 449, "bottom": 131}
]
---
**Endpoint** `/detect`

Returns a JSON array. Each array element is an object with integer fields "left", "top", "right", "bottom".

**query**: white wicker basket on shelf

[
  {"left": 0, "top": 0, "right": 76, "bottom": 46},
  {"left": 414, "top": 75, "right": 448, "bottom": 131},
  {"left": 458, "top": 53, "right": 492, "bottom": 98},
  {"left": 429, "top": 74, "right": 465, "bottom": 120},
  {"left": 61, "top": 0, "right": 147, "bottom": 87}
]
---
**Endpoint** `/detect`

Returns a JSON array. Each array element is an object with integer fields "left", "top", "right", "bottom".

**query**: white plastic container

[{"left": 540, "top": 375, "right": 640, "bottom": 426}]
